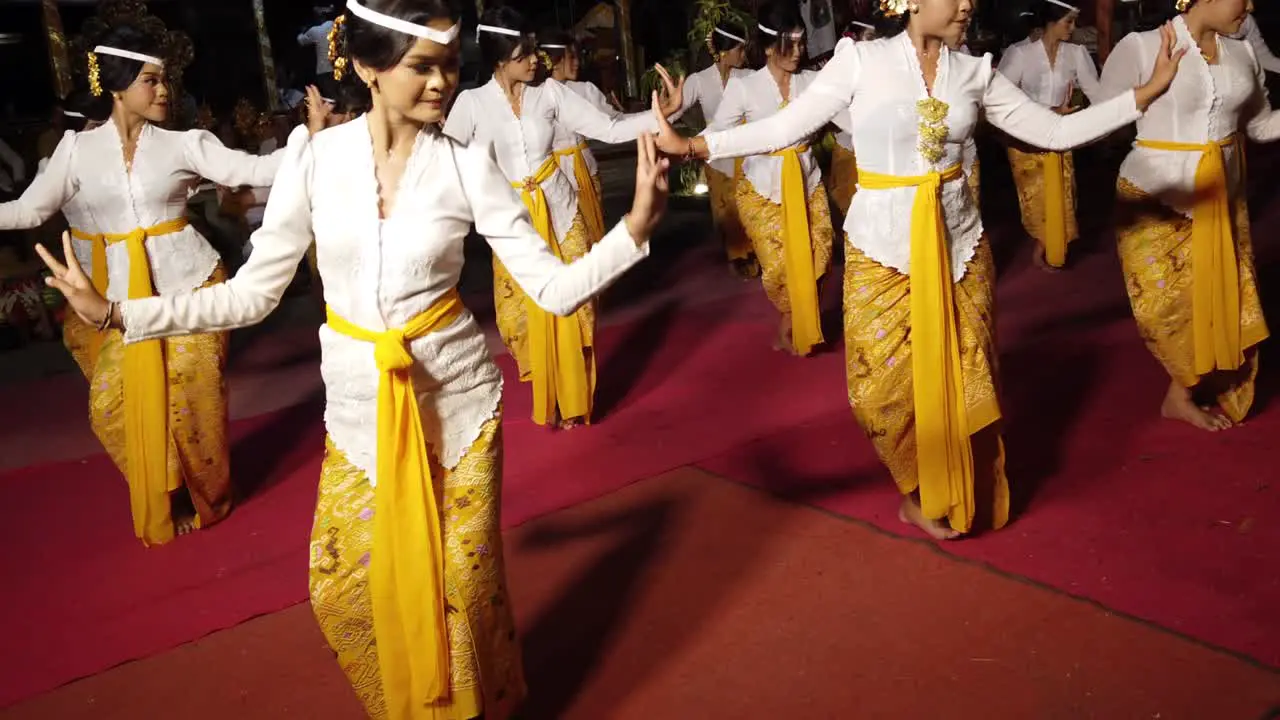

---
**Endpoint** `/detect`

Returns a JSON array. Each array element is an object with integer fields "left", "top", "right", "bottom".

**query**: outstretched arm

[
  {"left": 184, "top": 130, "right": 284, "bottom": 188},
  {"left": 461, "top": 136, "right": 663, "bottom": 317},
  {"left": 656, "top": 38, "right": 859, "bottom": 161},
  {"left": 0, "top": 131, "right": 74, "bottom": 230}
]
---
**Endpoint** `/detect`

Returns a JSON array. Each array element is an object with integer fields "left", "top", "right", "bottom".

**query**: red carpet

[{"left": 3, "top": 148, "right": 1280, "bottom": 706}]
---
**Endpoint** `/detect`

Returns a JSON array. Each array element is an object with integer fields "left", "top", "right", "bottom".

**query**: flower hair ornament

[
  {"left": 328, "top": 14, "right": 349, "bottom": 80},
  {"left": 86, "top": 45, "right": 166, "bottom": 96},
  {"left": 879, "top": 0, "right": 910, "bottom": 17}
]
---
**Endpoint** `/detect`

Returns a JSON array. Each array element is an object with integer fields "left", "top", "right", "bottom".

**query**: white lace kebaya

[
  {"left": 702, "top": 34, "right": 1142, "bottom": 281},
  {"left": 1099, "top": 15, "right": 1280, "bottom": 217},
  {"left": 0, "top": 123, "right": 282, "bottom": 300},
  {"left": 119, "top": 121, "right": 649, "bottom": 478}
]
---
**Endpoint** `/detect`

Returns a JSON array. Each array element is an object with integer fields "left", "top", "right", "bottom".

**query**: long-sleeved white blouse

[
  {"left": 119, "top": 121, "right": 649, "bottom": 477},
  {"left": 1230, "top": 14, "right": 1280, "bottom": 75},
  {"left": 703, "top": 33, "right": 1141, "bottom": 280},
  {"left": 680, "top": 64, "right": 752, "bottom": 176},
  {"left": 1100, "top": 16, "right": 1280, "bottom": 215},
  {"left": 998, "top": 39, "right": 1105, "bottom": 107},
  {"left": 443, "top": 77, "right": 658, "bottom": 242},
  {"left": 704, "top": 67, "right": 830, "bottom": 202},
  {"left": 0, "top": 122, "right": 282, "bottom": 301}
]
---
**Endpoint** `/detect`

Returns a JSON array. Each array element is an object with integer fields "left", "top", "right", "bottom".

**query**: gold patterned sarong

[
  {"left": 62, "top": 313, "right": 96, "bottom": 379},
  {"left": 966, "top": 154, "right": 982, "bottom": 211},
  {"left": 1115, "top": 177, "right": 1268, "bottom": 422},
  {"left": 706, "top": 160, "right": 753, "bottom": 263},
  {"left": 843, "top": 241, "right": 1009, "bottom": 533},
  {"left": 827, "top": 143, "right": 858, "bottom": 217},
  {"left": 1008, "top": 144, "right": 1078, "bottom": 267},
  {"left": 735, "top": 177, "right": 834, "bottom": 348},
  {"left": 310, "top": 414, "right": 526, "bottom": 720},
  {"left": 554, "top": 142, "right": 606, "bottom": 244},
  {"left": 91, "top": 264, "right": 232, "bottom": 538}
]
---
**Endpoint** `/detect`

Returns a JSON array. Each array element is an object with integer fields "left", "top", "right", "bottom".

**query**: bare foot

[
  {"left": 1032, "top": 245, "right": 1061, "bottom": 273},
  {"left": 898, "top": 497, "right": 961, "bottom": 541},
  {"left": 730, "top": 257, "right": 760, "bottom": 280},
  {"left": 175, "top": 514, "right": 197, "bottom": 535},
  {"left": 1161, "top": 381, "right": 1232, "bottom": 431},
  {"left": 772, "top": 315, "right": 798, "bottom": 355},
  {"left": 559, "top": 417, "right": 584, "bottom": 431}
]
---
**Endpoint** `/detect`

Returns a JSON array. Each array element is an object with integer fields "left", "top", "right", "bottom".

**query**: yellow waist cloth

[
  {"left": 69, "top": 227, "right": 110, "bottom": 366},
  {"left": 1136, "top": 135, "right": 1244, "bottom": 374},
  {"left": 513, "top": 155, "right": 594, "bottom": 425},
  {"left": 555, "top": 141, "right": 606, "bottom": 243},
  {"left": 858, "top": 165, "right": 980, "bottom": 530},
  {"left": 325, "top": 290, "right": 465, "bottom": 718},
  {"left": 766, "top": 144, "right": 823, "bottom": 355},
  {"left": 1042, "top": 151, "right": 1069, "bottom": 268},
  {"left": 103, "top": 217, "right": 189, "bottom": 546}
]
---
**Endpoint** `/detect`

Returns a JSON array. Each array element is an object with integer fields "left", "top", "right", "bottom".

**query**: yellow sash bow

[
  {"left": 859, "top": 165, "right": 987, "bottom": 531},
  {"left": 512, "top": 155, "right": 594, "bottom": 426},
  {"left": 555, "top": 141, "right": 606, "bottom": 243},
  {"left": 325, "top": 291, "right": 464, "bottom": 716},
  {"left": 70, "top": 227, "right": 110, "bottom": 365},
  {"left": 767, "top": 144, "right": 823, "bottom": 355},
  {"left": 103, "top": 217, "right": 189, "bottom": 546},
  {"left": 1042, "top": 151, "right": 1069, "bottom": 268},
  {"left": 1136, "top": 135, "right": 1244, "bottom": 375}
]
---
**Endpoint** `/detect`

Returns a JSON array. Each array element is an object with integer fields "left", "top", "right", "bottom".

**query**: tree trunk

[{"left": 615, "top": 0, "right": 639, "bottom": 99}]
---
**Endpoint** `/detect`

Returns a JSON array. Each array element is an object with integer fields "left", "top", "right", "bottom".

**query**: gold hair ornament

[
  {"left": 87, "top": 51, "right": 103, "bottom": 96},
  {"left": 880, "top": 0, "right": 909, "bottom": 17},
  {"left": 1175, "top": 0, "right": 1193, "bottom": 11},
  {"left": 328, "top": 14, "right": 349, "bottom": 80},
  {"left": 539, "top": 49, "right": 553, "bottom": 71}
]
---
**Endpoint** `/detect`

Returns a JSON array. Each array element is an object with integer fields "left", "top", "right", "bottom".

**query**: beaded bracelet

[{"left": 97, "top": 301, "right": 116, "bottom": 332}]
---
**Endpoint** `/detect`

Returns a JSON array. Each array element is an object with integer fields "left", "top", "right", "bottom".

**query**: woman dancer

[
  {"left": 708, "top": 2, "right": 836, "bottom": 356},
  {"left": 443, "top": 5, "right": 681, "bottom": 429},
  {"left": 542, "top": 30, "right": 614, "bottom": 244},
  {"left": 1102, "top": 0, "right": 1276, "bottom": 431},
  {"left": 653, "top": 0, "right": 1182, "bottom": 538},
  {"left": 40, "top": 0, "right": 672, "bottom": 716},
  {"left": 998, "top": 0, "right": 1105, "bottom": 268},
  {"left": 679, "top": 16, "right": 757, "bottom": 277},
  {"left": 0, "top": 26, "right": 282, "bottom": 545}
]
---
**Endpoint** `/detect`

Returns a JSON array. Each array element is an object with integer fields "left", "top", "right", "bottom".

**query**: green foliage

[
  {"left": 639, "top": 52, "right": 688, "bottom": 98},
  {"left": 687, "top": 0, "right": 752, "bottom": 59}
]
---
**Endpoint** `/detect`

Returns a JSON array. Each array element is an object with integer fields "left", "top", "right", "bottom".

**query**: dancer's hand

[
  {"left": 651, "top": 64, "right": 686, "bottom": 118},
  {"left": 1135, "top": 22, "right": 1186, "bottom": 110},
  {"left": 624, "top": 133, "right": 670, "bottom": 245},
  {"left": 304, "top": 84, "right": 332, "bottom": 135},
  {"left": 36, "top": 232, "right": 114, "bottom": 328},
  {"left": 1053, "top": 81, "right": 1078, "bottom": 115}
]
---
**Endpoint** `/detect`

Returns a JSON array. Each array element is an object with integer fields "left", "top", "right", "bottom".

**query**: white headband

[
  {"left": 1044, "top": 0, "right": 1079, "bottom": 10},
  {"left": 346, "top": 0, "right": 460, "bottom": 43},
  {"left": 851, "top": 21, "right": 874, "bottom": 30},
  {"left": 714, "top": 27, "right": 745, "bottom": 43},
  {"left": 757, "top": 24, "right": 803, "bottom": 40},
  {"left": 63, "top": 110, "right": 85, "bottom": 118},
  {"left": 477, "top": 24, "right": 523, "bottom": 41},
  {"left": 540, "top": 43, "right": 568, "bottom": 49},
  {"left": 93, "top": 46, "right": 164, "bottom": 67}
]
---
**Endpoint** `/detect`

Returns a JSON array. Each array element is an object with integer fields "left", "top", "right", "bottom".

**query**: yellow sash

[
  {"left": 858, "top": 165, "right": 984, "bottom": 531},
  {"left": 1042, "top": 151, "right": 1069, "bottom": 268},
  {"left": 325, "top": 291, "right": 464, "bottom": 715},
  {"left": 102, "top": 217, "right": 189, "bottom": 546},
  {"left": 554, "top": 141, "right": 606, "bottom": 243},
  {"left": 1136, "top": 135, "right": 1244, "bottom": 374},
  {"left": 69, "top": 227, "right": 110, "bottom": 365},
  {"left": 512, "top": 155, "right": 594, "bottom": 426},
  {"left": 767, "top": 144, "right": 823, "bottom": 355}
]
